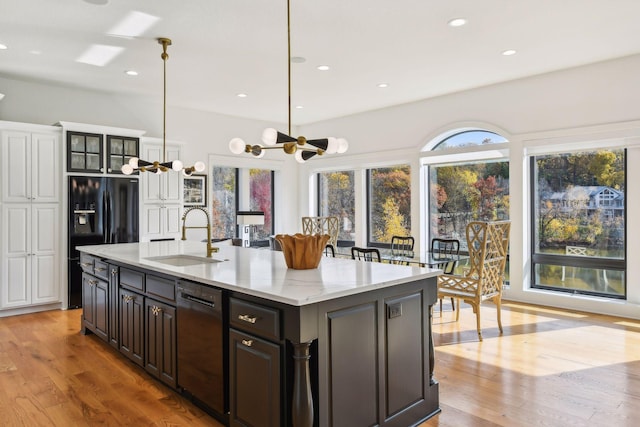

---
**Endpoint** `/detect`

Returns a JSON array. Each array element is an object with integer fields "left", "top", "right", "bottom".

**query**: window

[
  {"left": 531, "top": 149, "right": 626, "bottom": 298},
  {"left": 317, "top": 170, "right": 355, "bottom": 246},
  {"left": 429, "top": 160, "right": 509, "bottom": 246},
  {"left": 433, "top": 130, "right": 507, "bottom": 151},
  {"left": 367, "top": 165, "right": 411, "bottom": 247},
  {"left": 210, "top": 166, "right": 274, "bottom": 245},
  {"left": 249, "top": 168, "right": 273, "bottom": 242},
  {"left": 210, "top": 166, "right": 237, "bottom": 239}
]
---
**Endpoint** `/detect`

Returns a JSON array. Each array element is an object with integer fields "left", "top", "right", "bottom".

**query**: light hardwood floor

[{"left": 1, "top": 301, "right": 639, "bottom": 426}]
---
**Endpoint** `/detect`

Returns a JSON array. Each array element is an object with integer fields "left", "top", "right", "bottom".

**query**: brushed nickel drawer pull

[
  {"left": 238, "top": 314, "right": 257, "bottom": 324},
  {"left": 151, "top": 306, "right": 162, "bottom": 316},
  {"left": 94, "top": 267, "right": 106, "bottom": 272},
  {"left": 80, "top": 262, "right": 92, "bottom": 267},
  {"left": 242, "top": 339, "right": 253, "bottom": 347},
  {"left": 89, "top": 279, "right": 98, "bottom": 285}
]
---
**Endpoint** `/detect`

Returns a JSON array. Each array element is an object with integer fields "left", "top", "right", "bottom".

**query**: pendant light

[
  {"left": 122, "top": 38, "right": 205, "bottom": 176},
  {"left": 228, "top": 0, "right": 348, "bottom": 163}
]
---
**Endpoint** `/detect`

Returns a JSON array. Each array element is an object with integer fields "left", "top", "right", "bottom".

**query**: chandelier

[
  {"left": 228, "top": 0, "right": 348, "bottom": 163},
  {"left": 122, "top": 38, "right": 205, "bottom": 176}
]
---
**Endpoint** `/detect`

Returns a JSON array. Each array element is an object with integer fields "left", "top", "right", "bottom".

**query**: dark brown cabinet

[
  {"left": 145, "top": 298, "right": 177, "bottom": 388},
  {"left": 229, "top": 329, "right": 280, "bottom": 427},
  {"left": 119, "top": 287, "right": 144, "bottom": 367},
  {"left": 81, "top": 272, "right": 109, "bottom": 342},
  {"left": 108, "top": 265, "right": 119, "bottom": 349},
  {"left": 229, "top": 297, "right": 282, "bottom": 427}
]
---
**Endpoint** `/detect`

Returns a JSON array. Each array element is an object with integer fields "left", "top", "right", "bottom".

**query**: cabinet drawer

[
  {"left": 120, "top": 268, "right": 145, "bottom": 292},
  {"left": 79, "top": 253, "right": 95, "bottom": 273},
  {"left": 93, "top": 259, "right": 109, "bottom": 280},
  {"left": 230, "top": 298, "right": 280, "bottom": 342},
  {"left": 146, "top": 275, "right": 175, "bottom": 302}
]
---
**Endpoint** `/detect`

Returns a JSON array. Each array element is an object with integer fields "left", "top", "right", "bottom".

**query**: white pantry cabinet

[{"left": 140, "top": 141, "right": 183, "bottom": 241}]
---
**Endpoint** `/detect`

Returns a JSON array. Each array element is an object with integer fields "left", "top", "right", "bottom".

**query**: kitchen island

[{"left": 78, "top": 240, "right": 440, "bottom": 427}]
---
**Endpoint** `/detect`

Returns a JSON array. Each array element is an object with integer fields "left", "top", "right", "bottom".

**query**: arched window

[{"left": 432, "top": 130, "right": 508, "bottom": 150}]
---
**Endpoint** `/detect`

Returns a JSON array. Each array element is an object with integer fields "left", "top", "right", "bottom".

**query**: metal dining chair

[
  {"left": 390, "top": 235, "right": 415, "bottom": 265},
  {"left": 431, "top": 238, "right": 460, "bottom": 315},
  {"left": 351, "top": 247, "right": 381, "bottom": 262},
  {"left": 324, "top": 244, "right": 336, "bottom": 257}
]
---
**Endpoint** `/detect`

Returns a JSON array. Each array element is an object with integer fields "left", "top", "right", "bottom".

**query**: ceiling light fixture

[
  {"left": 122, "top": 38, "right": 204, "bottom": 176},
  {"left": 448, "top": 18, "right": 467, "bottom": 27},
  {"left": 502, "top": 49, "right": 517, "bottom": 56},
  {"left": 125, "top": 70, "right": 138, "bottom": 76},
  {"left": 317, "top": 65, "right": 330, "bottom": 71},
  {"left": 228, "top": 0, "right": 348, "bottom": 163}
]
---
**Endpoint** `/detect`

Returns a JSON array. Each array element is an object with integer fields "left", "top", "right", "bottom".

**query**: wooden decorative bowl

[{"left": 274, "top": 233, "right": 331, "bottom": 270}]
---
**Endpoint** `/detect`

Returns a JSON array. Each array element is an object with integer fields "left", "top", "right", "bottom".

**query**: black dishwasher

[{"left": 176, "top": 281, "right": 226, "bottom": 417}]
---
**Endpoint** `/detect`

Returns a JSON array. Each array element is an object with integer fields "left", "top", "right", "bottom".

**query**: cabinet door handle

[
  {"left": 238, "top": 314, "right": 257, "bottom": 324},
  {"left": 89, "top": 279, "right": 98, "bottom": 286},
  {"left": 241, "top": 339, "right": 253, "bottom": 347},
  {"left": 111, "top": 269, "right": 118, "bottom": 276},
  {"left": 151, "top": 306, "right": 162, "bottom": 316},
  {"left": 123, "top": 295, "right": 133, "bottom": 303}
]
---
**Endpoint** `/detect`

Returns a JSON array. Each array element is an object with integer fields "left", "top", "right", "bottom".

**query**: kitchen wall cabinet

[
  {"left": 1, "top": 123, "right": 62, "bottom": 312},
  {"left": 1, "top": 203, "right": 60, "bottom": 309},
  {"left": 141, "top": 142, "right": 183, "bottom": 241},
  {"left": 2, "top": 128, "right": 60, "bottom": 203}
]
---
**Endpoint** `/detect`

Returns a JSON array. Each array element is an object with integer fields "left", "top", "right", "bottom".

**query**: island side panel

[{"left": 315, "top": 277, "right": 439, "bottom": 427}]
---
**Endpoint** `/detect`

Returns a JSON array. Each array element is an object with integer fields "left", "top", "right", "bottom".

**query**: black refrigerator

[{"left": 68, "top": 176, "right": 139, "bottom": 308}]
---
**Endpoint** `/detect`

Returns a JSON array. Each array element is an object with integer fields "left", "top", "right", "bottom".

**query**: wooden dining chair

[
  {"left": 390, "top": 235, "right": 414, "bottom": 265},
  {"left": 437, "top": 221, "right": 510, "bottom": 341},
  {"left": 430, "top": 238, "right": 460, "bottom": 315},
  {"left": 351, "top": 247, "right": 381, "bottom": 262}
]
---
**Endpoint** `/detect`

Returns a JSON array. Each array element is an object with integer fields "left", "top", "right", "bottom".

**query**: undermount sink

[{"left": 145, "top": 254, "right": 223, "bottom": 267}]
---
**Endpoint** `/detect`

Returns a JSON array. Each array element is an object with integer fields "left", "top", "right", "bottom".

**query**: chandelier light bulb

[
  {"left": 325, "top": 137, "right": 338, "bottom": 154},
  {"left": 262, "top": 128, "right": 278, "bottom": 146},
  {"left": 194, "top": 161, "right": 206, "bottom": 173},
  {"left": 294, "top": 150, "right": 306, "bottom": 163},
  {"left": 128, "top": 157, "right": 139, "bottom": 168},
  {"left": 171, "top": 159, "right": 183, "bottom": 172},
  {"left": 121, "top": 164, "right": 134, "bottom": 175},
  {"left": 336, "top": 138, "right": 349, "bottom": 154},
  {"left": 229, "top": 138, "right": 247, "bottom": 154}
]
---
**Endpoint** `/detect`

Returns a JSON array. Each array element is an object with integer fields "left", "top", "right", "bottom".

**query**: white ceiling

[{"left": 2, "top": 0, "right": 640, "bottom": 125}]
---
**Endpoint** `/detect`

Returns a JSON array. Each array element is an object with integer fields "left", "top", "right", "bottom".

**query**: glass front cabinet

[{"left": 66, "top": 131, "right": 139, "bottom": 174}]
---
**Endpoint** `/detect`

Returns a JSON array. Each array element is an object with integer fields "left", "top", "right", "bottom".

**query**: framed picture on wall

[{"left": 183, "top": 174, "right": 207, "bottom": 207}]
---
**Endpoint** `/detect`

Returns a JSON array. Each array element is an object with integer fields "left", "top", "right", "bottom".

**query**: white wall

[{"left": 2, "top": 54, "right": 640, "bottom": 318}]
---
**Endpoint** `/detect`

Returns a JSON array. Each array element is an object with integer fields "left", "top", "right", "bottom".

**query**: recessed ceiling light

[
  {"left": 317, "top": 65, "right": 330, "bottom": 71},
  {"left": 377, "top": 83, "right": 389, "bottom": 88},
  {"left": 125, "top": 70, "right": 138, "bottom": 76},
  {"left": 502, "top": 49, "right": 517, "bottom": 56},
  {"left": 290, "top": 56, "right": 306, "bottom": 63},
  {"left": 448, "top": 18, "right": 467, "bottom": 27},
  {"left": 237, "top": 93, "right": 247, "bottom": 98},
  {"left": 29, "top": 50, "right": 42, "bottom": 55},
  {"left": 0, "top": 43, "right": 7, "bottom": 50},
  {"left": 295, "top": 105, "right": 303, "bottom": 109}
]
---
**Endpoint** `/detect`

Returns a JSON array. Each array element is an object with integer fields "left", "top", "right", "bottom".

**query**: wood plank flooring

[{"left": 1, "top": 301, "right": 640, "bottom": 426}]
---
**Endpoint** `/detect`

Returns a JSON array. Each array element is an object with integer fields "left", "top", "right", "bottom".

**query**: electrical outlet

[{"left": 388, "top": 303, "right": 402, "bottom": 319}]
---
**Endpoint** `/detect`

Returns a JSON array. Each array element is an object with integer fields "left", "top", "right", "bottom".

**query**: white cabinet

[
  {"left": 1, "top": 203, "right": 60, "bottom": 308},
  {"left": 1, "top": 130, "right": 60, "bottom": 203},
  {"left": 1, "top": 124, "right": 62, "bottom": 311},
  {"left": 140, "top": 142, "right": 183, "bottom": 241}
]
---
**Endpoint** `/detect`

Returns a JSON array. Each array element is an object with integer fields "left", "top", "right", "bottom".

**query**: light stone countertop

[{"left": 78, "top": 241, "right": 441, "bottom": 306}]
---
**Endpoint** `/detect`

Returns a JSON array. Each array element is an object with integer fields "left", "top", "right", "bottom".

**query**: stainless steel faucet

[{"left": 181, "top": 207, "right": 218, "bottom": 257}]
